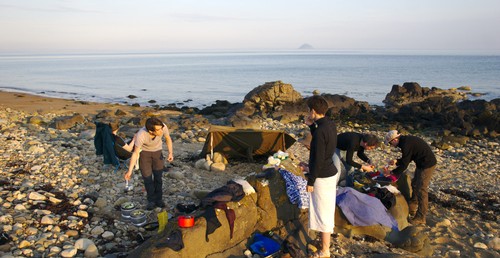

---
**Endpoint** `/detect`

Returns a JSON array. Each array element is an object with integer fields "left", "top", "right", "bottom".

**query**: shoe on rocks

[
  {"left": 409, "top": 216, "right": 426, "bottom": 225},
  {"left": 155, "top": 200, "right": 166, "bottom": 208},
  {"left": 146, "top": 202, "right": 156, "bottom": 211}
]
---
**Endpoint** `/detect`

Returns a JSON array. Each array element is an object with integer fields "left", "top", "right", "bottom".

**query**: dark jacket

[
  {"left": 94, "top": 122, "right": 119, "bottom": 166},
  {"left": 337, "top": 132, "right": 370, "bottom": 169},
  {"left": 391, "top": 135, "right": 437, "bottom": 176},
  {"left": 308, "top": 117, "right": 338, "bottom": 186}
]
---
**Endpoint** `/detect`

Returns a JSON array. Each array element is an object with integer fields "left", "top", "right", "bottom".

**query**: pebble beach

[{"left": 0, "top": 91, "right": 499, "bottom": 258}]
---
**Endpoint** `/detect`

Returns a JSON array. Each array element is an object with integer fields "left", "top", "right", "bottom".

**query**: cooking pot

[
  {"left": 120, "top": 201, "right": 136, "bottom": 219},
  {"left": 178, "top": 215, "right": 194, "bottom": 228},
  {"left": 130, "top": 209, "right": 147, "bottom": 226}
]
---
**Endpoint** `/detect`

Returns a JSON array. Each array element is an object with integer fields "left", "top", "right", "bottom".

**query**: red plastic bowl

[{"left": 178, "top": 215, "right": 194, "bottom": 228}]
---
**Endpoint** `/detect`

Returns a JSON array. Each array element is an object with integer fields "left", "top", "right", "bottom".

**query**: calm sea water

[{"left": 0, "top": 51, "right": 499, "bottom": 107}]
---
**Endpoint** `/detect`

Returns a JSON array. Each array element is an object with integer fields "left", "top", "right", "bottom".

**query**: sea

[{"left": 0, "top": 50, "right": 499, "bottom": 108}]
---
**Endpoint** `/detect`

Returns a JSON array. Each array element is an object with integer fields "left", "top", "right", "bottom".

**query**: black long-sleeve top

[
  {"left": 336, "top": 132, "right": 370, "bottom": 169},
  {"left": 307, "top": 117, "right": 338, "bottom": 186},
  {"left": 391, "top": 135, "right": 437, "bottom": 176}
]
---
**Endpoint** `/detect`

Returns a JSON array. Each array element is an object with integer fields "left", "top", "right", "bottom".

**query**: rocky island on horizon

[{"left": 298, "top": 43, "right": 314, "bottom": 49}]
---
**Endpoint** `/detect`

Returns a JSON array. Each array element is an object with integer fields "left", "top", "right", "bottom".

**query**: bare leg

[{"left": 321, "top": 232, "right": 330, "bottom": 255}]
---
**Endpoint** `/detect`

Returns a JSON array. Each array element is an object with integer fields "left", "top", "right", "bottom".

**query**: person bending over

[
  {"left": 337, "top": 132, "right": 379, "bottom": 173},
  {"left": 383, "top": 130, "right": 436, "bottom": 225},
  {"left": 124, "top": 117, "right": 174, "bottom": 210}
]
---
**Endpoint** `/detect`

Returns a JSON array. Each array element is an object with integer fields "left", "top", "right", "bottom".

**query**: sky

[{"left": 1, "top": 0, "right": 499, "bottom": 54}]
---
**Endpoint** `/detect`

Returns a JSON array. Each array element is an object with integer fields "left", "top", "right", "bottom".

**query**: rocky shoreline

[{"left": 0, "top": 83, "right": 499, "bottom": 258}]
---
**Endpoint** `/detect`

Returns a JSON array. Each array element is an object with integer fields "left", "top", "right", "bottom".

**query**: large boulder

[
  {"left": 52, "top": 114, "right": 85, "bottom": 130},
  {"left": 383, "top": 82, "right": 467, "bottom": 108},
  {"left": 386, "top": 226, "right": 433, "bottom": 256},
  {"left": 231, "top": 81, "right": 306, "bottom": 124},
  {"left": 321, "top": 94, "right": 372, "bottom": 122},
  {"left": 134, "top": 195, "right": 259, "bottom": 258},
  {"left": 380, "top": 82, "right": 499, "bottom": 137},
  {"left": 457, "top": 99, "right": 499, "bottom": 134},
  {"left": 334, "top": 194, "right": 409, "bottom": 240},
  {"left": 198, "top": 100, "right": 240, "bottom": 118},
  {"left": 229, "top": 81, "right": 375, "bottom": 125},
  {"left": 127, "top": 169, "right": 302, "bottom": 258},
  {"left": 384, "top": 96, "right": 499, "bottom": 137},
  {"left": 128, "top": 165, "right": 417, "bottom": 257},
  {"left": 242, "top": 81, "right": 304, "bottom": 114}
]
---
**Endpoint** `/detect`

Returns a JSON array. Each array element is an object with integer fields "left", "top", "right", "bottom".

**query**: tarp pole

[{"left": 210, "top": 133, "right": 214, "bottom": 160}]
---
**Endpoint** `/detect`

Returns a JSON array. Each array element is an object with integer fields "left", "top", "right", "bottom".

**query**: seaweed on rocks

[
  {"left": 10, "top": 168, "right": 30, "bottom": 175},
  {"left": 441, "top": 189, "right": 476, "bottom": 201},
  {"left": 0, "top": 179, "right": 11, "bottom": 187},
  {"left": 430, "top": 189, "right": 499, "bottom": 222},
  {"left": 29, "top": 184, "right": 89, "bottom": 229},
  {"left": 5, "top": 160, "right": 27, "bottom": 168},
  {"left": 37, "top": 183, "right": 54, "bottom": 192}
]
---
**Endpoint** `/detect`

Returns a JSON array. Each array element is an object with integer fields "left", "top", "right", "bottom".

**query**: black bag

[{"left": 366, "top": 187, "right": 396, "bottom": 209}]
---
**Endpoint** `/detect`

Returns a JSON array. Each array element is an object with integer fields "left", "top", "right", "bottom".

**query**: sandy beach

[
  {"left": 0, "top": 91, "right": 142, "bottom": 115},
  {"left": 0, "top": 90, "right": 499, "bottom": 258}
]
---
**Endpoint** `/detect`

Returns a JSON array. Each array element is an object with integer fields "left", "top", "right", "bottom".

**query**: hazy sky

[{"left": 1, "top": 0, "right": 499, "bottom": 53}]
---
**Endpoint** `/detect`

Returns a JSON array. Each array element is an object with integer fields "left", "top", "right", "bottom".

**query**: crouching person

[{"left": 124, "top": 117, "right": 174, "bottom": 210}]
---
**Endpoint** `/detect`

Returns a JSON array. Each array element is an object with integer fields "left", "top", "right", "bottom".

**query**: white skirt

[{"left": 308, "top": 153, "right": 341, "bottom": 233}]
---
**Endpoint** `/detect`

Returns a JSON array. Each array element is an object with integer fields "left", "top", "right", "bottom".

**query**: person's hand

[
  {"left": 361, "top": 164, "right": 375, "bottom": 172},
  {"left": 382, "top": 167, "right": 391, "bottom": 177},
  {"left": 124, "top": 171, "right": 132, "bottom": 181},
  {"left": 304, "top": 115, "right": 313, "bottom": 126},
  {"left": 307, "top": 185, "right": 314, "bottom": 193},
  {"left": 167, "top": 153, "right": 174, "bottom": 162},
  {"left": 299, "top": 162, "right": 309, "bottom": 173}
]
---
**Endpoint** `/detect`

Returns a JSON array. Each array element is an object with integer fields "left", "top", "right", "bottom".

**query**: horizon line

[{"left": 1, "top": 48, "right": 500, "bottom": 57}]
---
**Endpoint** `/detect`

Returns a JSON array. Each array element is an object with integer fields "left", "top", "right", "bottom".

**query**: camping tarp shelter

[{"left": 200, "top": 125, "right": 296, "bottom": 161}]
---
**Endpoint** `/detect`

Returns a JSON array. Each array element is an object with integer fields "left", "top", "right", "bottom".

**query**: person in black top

[
  {"left": 305, "top": 95, "right": 338, "bottom": 258},
  {"left": 336, "top": 132, "right": 379, "bottom": 173},
  {"left": 383, "top": 130, "right": 437, "bottom": 225}
]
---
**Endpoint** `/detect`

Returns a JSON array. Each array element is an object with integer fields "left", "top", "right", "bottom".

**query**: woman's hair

[
  {"left": 145, "top": 117, "right": 164, "bottom": 132},
  {"left": 306, "top": 95, "right": 329, "bottom": 115},
  {"left": 362, "top": 134, "right": 380, "bottom": 146},
  {"left": 109, "top": 121, "right": 120, "bottom": 132}
]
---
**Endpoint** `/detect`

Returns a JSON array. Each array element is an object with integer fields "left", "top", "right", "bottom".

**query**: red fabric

[{"left": 214, "top": 202, "right": 236, "bottom": 239}]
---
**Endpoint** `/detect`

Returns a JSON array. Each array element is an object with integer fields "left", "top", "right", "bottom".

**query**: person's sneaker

[
  {"left": 409, "top": 216, "right": 426, "bottom": 225},
  {"left": 146, "top": 202, "right": 156, "bottom": 211},
  {"left": 155, "top": 200, "right": 166, "bottom": 208}
]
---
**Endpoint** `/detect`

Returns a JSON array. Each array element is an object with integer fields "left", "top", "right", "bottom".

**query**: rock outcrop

[
  {"left": 382, "top": 83, "right": 499, "bottom": 138},
  {"left": 128, "top": 163, "right": 422, "bottom": 258},
  {"left": 198, "top": 80, "right": 500, "bottom": 139},
  {"left": 231, "top": 81, "right": 305, "bottom": 125},
  {"left": 51, "top": 113, "right": 85, "bottom": 130},
  {"left": 383, "top": 82, "right": 467, "bottom": 108},
  {"left": 226, "top": 81, "right": 373, "bottom": 126},
  {"left": 322, "top": 94, "right": 372, "bottom": 122}
]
